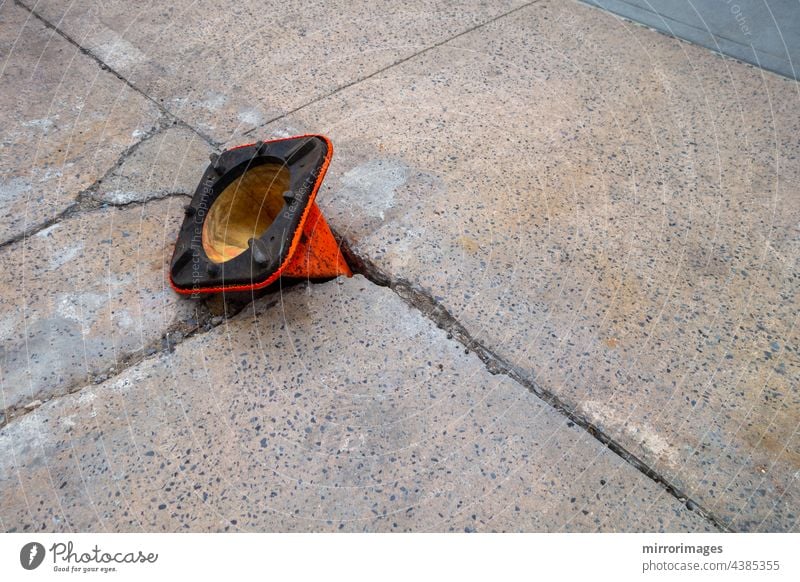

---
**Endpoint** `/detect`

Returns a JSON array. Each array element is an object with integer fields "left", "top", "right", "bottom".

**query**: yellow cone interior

[{"left": 202, "top": 162, "right": 290, "bottom": 263}]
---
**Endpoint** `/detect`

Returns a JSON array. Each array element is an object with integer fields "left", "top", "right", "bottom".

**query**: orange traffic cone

[
  {"left": 169, "top": 135, "right": 351, "bottom": 295},
  {"left": 280, "top": 201, "right": 352, "bottom": 279}
]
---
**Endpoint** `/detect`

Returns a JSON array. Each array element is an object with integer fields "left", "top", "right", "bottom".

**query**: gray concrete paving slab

[
  {"left": 92, "top": 126, "right": 212, "bottom": 205},
  {"left": 260, "top": 0, "right": 800, "bottom": 531},
  {"left": 583, "top": 0, "right": 800, "bottom": 80},
  {"left": 0, "top": 1, "right": 161, "bottom": 244},
  {"left": 16, "top": 0, "right": 530, "bottom": 142},
  {"left": 0, "top": 197, "right": 197, "bottom": 416},
  {"left": 0, "top": 277, "right": 711, "bottom": 532},
  {"left": 1, "top": 0, "right": 797, "bottom": 534}
]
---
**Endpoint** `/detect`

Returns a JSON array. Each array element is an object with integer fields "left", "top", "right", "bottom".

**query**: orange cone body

[{"left": 281, "top": 202, "right": 352, "bottom": 279}]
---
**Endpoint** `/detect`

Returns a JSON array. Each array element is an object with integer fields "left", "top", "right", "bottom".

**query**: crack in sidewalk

[
  {"left": 17, "top": 0, "right": 542, "bottom": 150},
  {"left": 1, "top": 222, "right": 732, "bottom": 533},
  {"left": 0, "top": 119, "right": 192, "bottom": 250},
  {"left": 13, "top": 0, "right": 221, "bottom": 149},
  {"left": 0, "top": 290, "right": 263, "bottom": 429},
  {"left": 242, "top": 0, "right": 543, "bottom": 137},
  {"left": 336, "top": 234, "right": 732, "bottom": 533}
]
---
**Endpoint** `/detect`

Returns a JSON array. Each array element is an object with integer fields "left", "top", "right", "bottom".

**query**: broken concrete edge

[{"left": 334, "top": 232, "right": 733, "bottom": 533}]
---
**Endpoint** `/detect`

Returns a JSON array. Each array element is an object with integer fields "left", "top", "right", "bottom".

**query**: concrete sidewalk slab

[
  {"left": 0, "top": 277, "right": 710, "bottom": 532},
  {"left": 17, "top": 0, "right": 530, "bottom": 142},
  {"left": 92, "top": 126, "right": 212, "bottom": 205},
  {"left": 0, "top": 197, "right": 197, "bottom": 417},
  {"left": 260, "top": 0, "right": 800, "bottom": 530},
  {"left": 0, "top": 2, "right": 161, "bottom": 244},
  {"left": 1, "top": 0, "right": 796, "bottom": 534}
]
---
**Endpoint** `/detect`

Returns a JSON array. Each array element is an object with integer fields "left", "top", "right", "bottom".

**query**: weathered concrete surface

[
  {"left": 1, "top": 0, "right": 796, "bottom": 534},
  {"left": 0, "top": 1, "right": 161, "bottom": 244},
  {"left": 92, "top": 126, "right": 213, "bottom": 205},
  {"left": 260, "top": 1, "right": 800, "bottom": 530},
  {"left": 0, "top": 198, "right": 197, "bottom": 416},
  {"left": 17, "top": 0, "right": 529, "bottom": 142},
  {"left": 0, "top": 277, "right": 710, "bottom": 532}
]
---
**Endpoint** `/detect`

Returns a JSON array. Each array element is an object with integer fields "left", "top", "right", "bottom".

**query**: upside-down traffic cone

[{"left": 169, "top": 134, "right": 351, "bottom": 295}]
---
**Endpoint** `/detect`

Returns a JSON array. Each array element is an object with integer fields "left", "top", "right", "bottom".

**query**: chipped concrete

[{"left": 0, "top": 277, "right": 711, "bottom": 532}]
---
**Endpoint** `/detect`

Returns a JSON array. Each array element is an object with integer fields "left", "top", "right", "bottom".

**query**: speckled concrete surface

[
  {"left": 0, "top": 1, "right": 161, "bottom": 244},
  {"left": 0, "top": 197, "right": 196, "bottom": 415},
  {"left": 16, "top": 0, "right": 529, "bottom": 141},
  {"left": 0, "top": 277, "right": 710, "bottom": 532},
  {"left": 0, "top": 0, "right": 797, "bottom": 533},
  {"left": 258, "top": 1, "right": 800, "bottom": 530},
  {"left": 92, "top": 126, "right": 212, "bottom": 205}
]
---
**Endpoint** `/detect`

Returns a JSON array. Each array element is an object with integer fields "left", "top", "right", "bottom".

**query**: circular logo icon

[{"left": 20, "top": 542, "right": 46, "bottom": 570}]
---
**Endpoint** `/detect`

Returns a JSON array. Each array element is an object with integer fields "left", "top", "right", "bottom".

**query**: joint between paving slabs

[
  {"left": 0, "top": 292, "right": 267, "bottom": 429},
  {"left": 335, "top": 234, "right": 734, "bottom": 533},
  {"left": 242, "top": 0, "right": 544, "bottom": 137},
  {"left": 1, "top": 219, "right": 732, "bottom": 533},
  {"left": 13, "top": 0, "right": 222, "bottom": 150},
  {"left": 10, "top": 0, "right": 729, "bottom": 533},
  {"left": 0, "top": 125, "right": 222, "bottom": 426},
  {"left": 0, "top": 119, "right": 195, "bottom": 250}
]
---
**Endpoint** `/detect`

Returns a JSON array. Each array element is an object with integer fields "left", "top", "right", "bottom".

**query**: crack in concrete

[
  {"left": 0, "top": 215, "right": 732, "bottom": 533},
  {"left": 13, "top": 0, "right": 221, "bottom": 149},
  {"left": 0, "top": 120, "right": 192, "bottom": 250},
  {"left": 335, "top": 234, "right": 733, "bottom": 533},
  {"left": 0, "top": 292, "right": 265, "bottom": 429},
  {"left": 242, "top": 0, "right": 544, "bottom": 137},
  {"left": 4, "top": 0, "right": 730, "bottom": 533}
]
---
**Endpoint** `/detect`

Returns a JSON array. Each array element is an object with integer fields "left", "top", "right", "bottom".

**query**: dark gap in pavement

[
  {"left": 1, "top": 212, "right": 732, "bottom": 533},
  {"left": 0, "top": 290, "right": 264, "bottom": 429},
  {"left": 0, "top": 120, "right": 189, "bottom": 250},
  {"left": 335, "top": 232, "right": 733, "bottom": 533},
  {"left": 13, "top": 0, "right": 222, "bottom": 148},
  {"left": 243, "top": 0, "right": 544, "bottom": 137}
]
